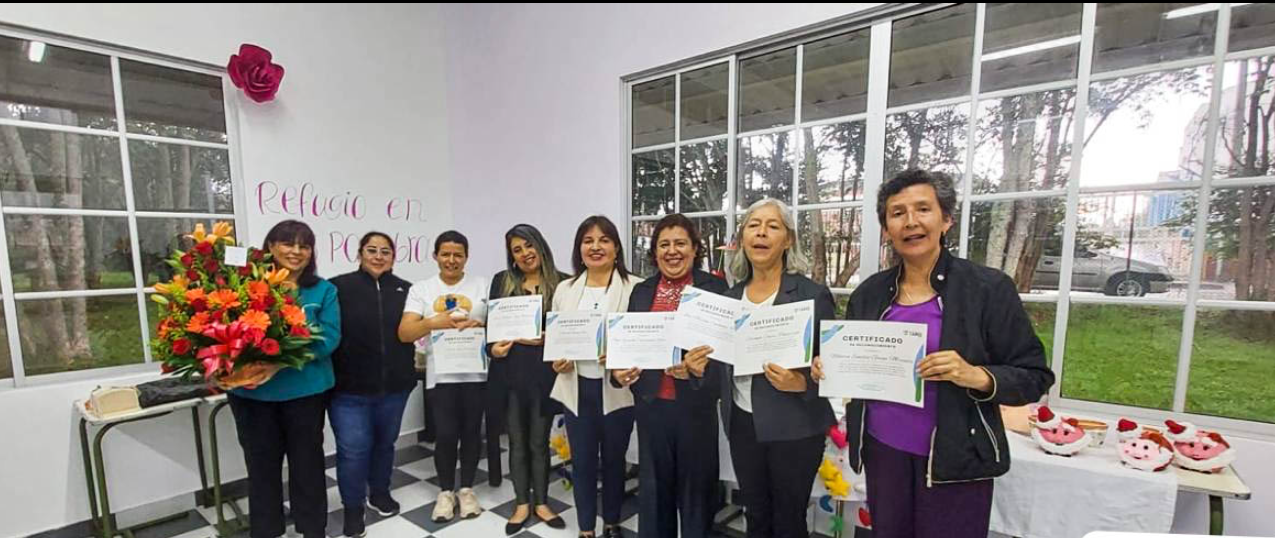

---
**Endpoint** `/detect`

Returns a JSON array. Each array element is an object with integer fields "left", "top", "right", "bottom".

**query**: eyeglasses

[{"left": 362, "top": 248, "right": 394, "bottom": 258}]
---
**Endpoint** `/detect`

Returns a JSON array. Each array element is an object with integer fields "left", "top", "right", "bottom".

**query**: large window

[
  {"left": 0, "top": 30, "right": 241, "bottom": 386},
  {"left": 625, "top": 3, "right": 1275, "bottom": 429}
]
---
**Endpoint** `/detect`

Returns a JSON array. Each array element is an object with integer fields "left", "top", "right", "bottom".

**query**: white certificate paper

[
  {"left": 817, "top": 321, "right": 927, "bottom": 407},
  {"left": 668, "top": 286, "right": 741, "bottom": 364},
  {"left": 543, "top": 311, "right": 606, "bottom": 362},
  {"left": 430, "top": 328, "right": 488, "bottom": 375},
  {"left": 605, "top": 312, "right": 679, "bottom": 370},
  {"left": 734, "top": 300, "right": 815, "bottom": 376},
  {"left": 486, "top": 295, "right": 543, "bottom": 342}
]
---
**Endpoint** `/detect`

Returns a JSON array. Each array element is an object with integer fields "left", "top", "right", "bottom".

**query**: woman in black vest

[{"left": 329, "top": 232, "right": 417, "bottom": 537}]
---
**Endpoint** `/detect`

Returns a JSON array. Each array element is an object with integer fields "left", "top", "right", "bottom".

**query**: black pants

[
  {"left": 228, "top": 392, "right": 329, "bottom": 538},
  {"left": 506, "top": 389, "right": 552, "bottom": 505},
  {"left": 729, "top": 405, "right": 824, "bottom": 538},
  {"left": 432, "top": 382, "right": 485, "bottom": 491},
  {"left": 564, "top": 377, "right": 635, "bottom": 532},
  {"left": 637, "top": 398, "right": 719, "bottom": 538}
]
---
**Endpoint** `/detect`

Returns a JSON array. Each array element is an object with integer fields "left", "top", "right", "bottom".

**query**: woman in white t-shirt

[
  {"left": 548, "top": 216, "right": 637, "bottom": 538},
  {"left": 398, "top": 231, "right": 490, "bottom": 523}
]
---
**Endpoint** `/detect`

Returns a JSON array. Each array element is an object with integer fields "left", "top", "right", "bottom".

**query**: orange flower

[
  {"left": 239, "top": 309, "right": 271, "bottom": 332},
  {"left": 281, "top": 304, "right": 307, "bottom": 326},
  {"left": 186, "top": 312, "right": 211, "bottom": 333},
  {"left": 157, "top": 319, "right": 174, "bottom": 339},
  {"left": 246, "top": 280, "right": 270, "bottom": 301},
  {"left": 212, "top": 222, "right": 236, "bottom": 244},
  {"left": 207, "top": 289, "right": 242, "bottom": 309},
  {"left": 185, "top": 288, "right": 207, "bottom": 303},
  {"left": 186, "top": 223, "right": 210, "bottom": 243},
  {"left": 264, "top": 267, "right": 291, "bottom": 286}
]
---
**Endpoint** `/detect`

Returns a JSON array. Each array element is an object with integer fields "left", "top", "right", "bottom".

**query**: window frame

[
  {"left": 0, "top": 24, "right": 247, "bottom": 389},
  {"left": 623, "top": 3, "right": 1275, "bottom": 438}
]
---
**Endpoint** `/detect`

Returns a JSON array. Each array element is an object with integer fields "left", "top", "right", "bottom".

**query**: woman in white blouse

[{"left": 548, "top": 215, "right": 638, "bottom": 538}]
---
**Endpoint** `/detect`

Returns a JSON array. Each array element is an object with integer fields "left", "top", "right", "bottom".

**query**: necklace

[{"left": 585, "top": 287, "right": 607, "bottom": 310}]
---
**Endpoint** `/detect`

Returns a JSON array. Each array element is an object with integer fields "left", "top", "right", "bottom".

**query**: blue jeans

[{"left": 329, "top": 390, "right": 412, "bottom": 508}]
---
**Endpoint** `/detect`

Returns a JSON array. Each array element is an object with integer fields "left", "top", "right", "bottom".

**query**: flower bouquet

[{"left": 150, "top": 222, "right": 322, "bottom": 389}]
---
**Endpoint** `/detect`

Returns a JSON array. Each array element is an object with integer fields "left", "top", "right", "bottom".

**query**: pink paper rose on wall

[{"left": 227, "top": 44, "right": 285, "bottom": 103}]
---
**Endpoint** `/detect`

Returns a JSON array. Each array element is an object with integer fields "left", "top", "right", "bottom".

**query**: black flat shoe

[
  {"left": 541, "top": 515, "right": 566, "bottom": 529},
  {"left": 505, "top": 520, "right": 525, "bottom": 536},
  {"left": 603, "top": 525, "right": 623, "bottom": 538}
]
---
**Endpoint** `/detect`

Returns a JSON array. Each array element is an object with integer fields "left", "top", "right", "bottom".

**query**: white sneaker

[
  {"left": 458, "top": 488, "right": 483, "bottom": 519},
  {"left": 432, "top": 491, "right": 457, "bottom": 523}
]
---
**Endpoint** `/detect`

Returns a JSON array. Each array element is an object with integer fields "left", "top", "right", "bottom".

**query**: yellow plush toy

[
  {"left": 551, "top": 434, "right": 571, "bottom": 462},
  {"left": 819, "top": 457, "right": 851, "bottom": 498}
]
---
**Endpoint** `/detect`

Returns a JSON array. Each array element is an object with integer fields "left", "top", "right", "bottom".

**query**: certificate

[
  {"left": 734, "top": 300, "right": 815, "bottom": 376},
  {"left": 486, "top": 295, "right": 543, "bottom": 342},
  {"left": 668, "top": 286, "right": 741, "bottom": 364},
  {"left": 605, "top": 312, "right": 679, "bottom": 370},
  {"left": 817, "top": 321, "right": 927, "bottom": 407},
  {"left": 543, "top": 311, "right": 606, "bottom": 361},
  {"left": 430, "top": 328, "right": 488, "bottom": 375}
]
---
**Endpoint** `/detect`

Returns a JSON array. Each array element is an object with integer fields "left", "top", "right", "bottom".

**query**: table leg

[
  {"left": 210, "top": 400, "right": 248, "bottom": 536},
  {"left": 91, "top": 423, "right": 119, "bottom": 538},
  {"left": 79, "top": 419, "right": 103, "bottom": 534},
  {"left": 835, "top": 499, "right": 845, "bottom": 538},
  {"left": 1209, "top": 495, "right": 1224, "bottom": 535},
  {"left": 191, "top": 407, "right": 212, "bottom": 507}
]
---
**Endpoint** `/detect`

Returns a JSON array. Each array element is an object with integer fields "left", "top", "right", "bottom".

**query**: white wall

[
  {"left": 439, "top": 3, "right": 1275, "bottom": 537},
  {"left": 441, "top": 3, "right": 884, "bottom": 278},
  {"left": 0, "top": 4, "right": 446, "bottom": 536}
]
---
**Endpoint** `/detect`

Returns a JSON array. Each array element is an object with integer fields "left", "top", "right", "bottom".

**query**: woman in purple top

[{"left": 814, "top": 170, "right": 1053, "bottom": 538}]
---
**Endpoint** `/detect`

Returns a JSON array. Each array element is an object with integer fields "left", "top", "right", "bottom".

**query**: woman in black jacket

[
  {"left": 611, "top": 214, "right": 728, "bottom": 538},
  {"left": 486, "top": 224, "right": 568, "bottom": 535},
  {"left": 716, "top": 198, "right": 836, "bottom": 538},
  {"left": 814, "top": 170, "right": 1054, "bottom": 538},
  {"left": 329, "top": 232, "right": 417, "bottom": 537}
]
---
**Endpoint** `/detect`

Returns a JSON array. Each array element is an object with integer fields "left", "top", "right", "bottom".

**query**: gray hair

[{"left": 729, "top": 198, "right": 810, "bottom": 282}]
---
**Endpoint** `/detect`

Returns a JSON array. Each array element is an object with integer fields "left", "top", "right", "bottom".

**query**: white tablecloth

[{"left": 990, "top": 432, "right": 1177, "bottom": 538}]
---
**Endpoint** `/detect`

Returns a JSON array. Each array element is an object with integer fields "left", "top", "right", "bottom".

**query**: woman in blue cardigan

[{"left": 228, "top": 220, "right": 342, "bottom": 538}]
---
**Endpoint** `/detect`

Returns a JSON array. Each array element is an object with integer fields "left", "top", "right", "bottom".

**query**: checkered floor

[{"left": 32, "top": 436, "right": 848, "bottom": 538}]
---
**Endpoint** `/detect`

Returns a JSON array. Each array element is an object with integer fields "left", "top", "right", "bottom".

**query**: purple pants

[{"left": 864, "top": 434, "right": 993, "bottom": 538}]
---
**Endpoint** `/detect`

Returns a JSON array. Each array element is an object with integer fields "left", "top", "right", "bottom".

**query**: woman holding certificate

[
  {"left": 549, "top": 216, "right": 637, "bottom": 538},
  {"left": 814, "top": 170, "right": 1053, "bottom": 538},
  {"left": 611, "top": 214, "right": 727, "bottom": 538},
  {"left": 486, "top": 224, "right": 569, "bottom": 535},
  {"left": 719, "top": 199, "right": 836, "bottom": 538},
  {"left": 398, "top": 231, "right": 490, "bottom": 523}
]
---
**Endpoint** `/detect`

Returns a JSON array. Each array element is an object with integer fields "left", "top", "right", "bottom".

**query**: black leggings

[{"left": 431, "top": 382, "right": 485, "bottom": 491}]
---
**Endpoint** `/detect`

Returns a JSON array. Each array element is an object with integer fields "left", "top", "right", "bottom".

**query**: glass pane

[
  {"left": 0, "top": 35, "right": 116, "bottom": 130},
  {"left": 1061, "top": 304, "right": 1181, "bottom": 410},
  {"left": 1072, "top": 192, "right": 1192, "bottom": 299},
  {"left": 680, "top": 140, "right": 728, "bottom": 213},
  {"left": 631, "top": 220, "right": 656, "bottom": 280},
  {"left": 120, "top": 59, "right": 226, "bottom": 143},
  {"left": 738, "top": 48, "right": 797, "bottom": 133},
  {"left": 632, "top": 150, "right": 675, "bottom": 216},
  {"left": 981, "top": 3, "right": 1083, "bottom": 93},
  {"left": 632, "top": 76, "right": 675, "bottom": 148},
  {"left": 16, "top": 295, "right": 143, "bottom": 376},
  {"left": 802, "top": 28, "right": 870, "bottom": 121},
  {"left": 973, "top": 89, "right": 1077, "bottom": 195},
  {"left": 1082, "top": 66, "right": 1212, "bottom": 188},
  {"left": 968, "top": 198, "right": 1066, "bottom": 294},
  {"left": 0, "top": 308, "right": 10, "bottom": 380},
  {"left": 889, "top": 4, "right": 976, "bottom": 108},
  {"left": 799, "top": 208, "right": 862, "bottom": 289},
  {"left": 1024, "top": 302, "right": 1057, "bottom": 366},
  {"left": 681, "top": 64, "right": 729, "bottom": 140},
  {"left": 5, "top": 215, "right": 134, "bottom": 293},
  {"left": 1202, "top": 187, "right": 1275, "bottom": 302},
  {"left": 884, "top": 103, "right": 970, "bottom": 181},
  {"left": 1186, "top": 309, "right": 1275, "bottom": 423},
  {"left": 736, "top": 131, "right": 796, "bottom": 211},
  {"left": 138, "top": 217, "right": 215, "bottom": 286},
  {"left": 0, "top": 126, "right": 125, "bottom": 209},
  {"left": 1093, "top": 3, "right": 1217, "bottom": 74},
  {"left": 129, "top": 140, "right": 233, "bottom": 213},
  {"left": 1230, "top": 3, "right": 1275, "bottom": 52},
  {"left": 1214, "top": 57, "right": 1275, "bottom": 180},
  {"left": 800, "top": 121, "right": 867, "bottom": 204},
  {"left": 691, "top": 216, "right": 729, "bottom": 276}
]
